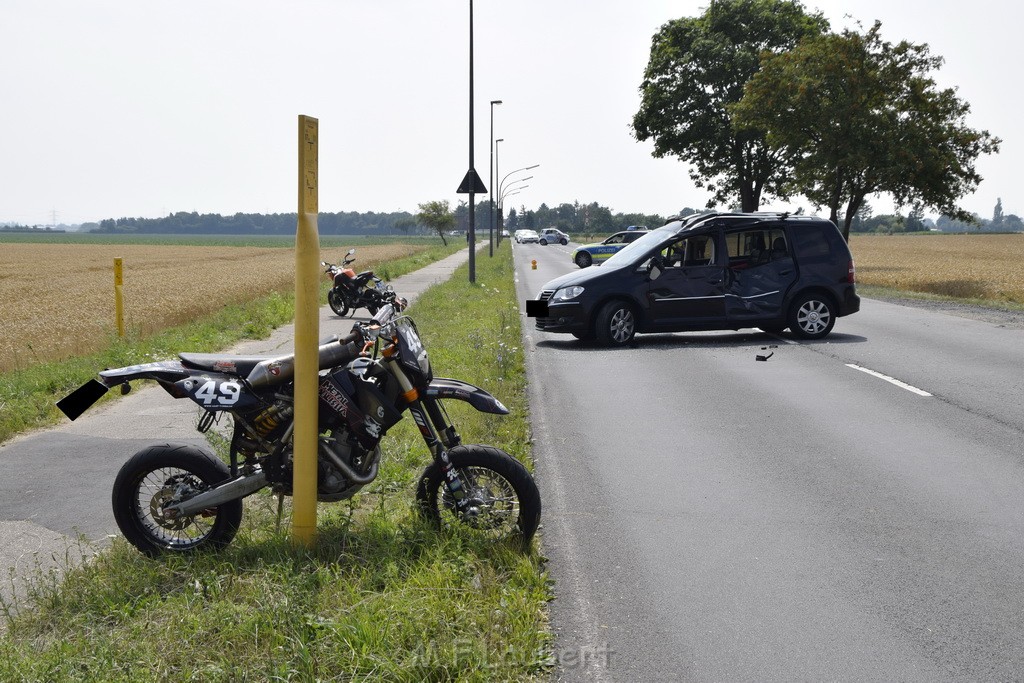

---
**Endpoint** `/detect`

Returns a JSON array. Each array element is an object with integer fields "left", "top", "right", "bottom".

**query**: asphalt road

[{"left": 513, "top": 240, "right": 1024, "bottom": 681}]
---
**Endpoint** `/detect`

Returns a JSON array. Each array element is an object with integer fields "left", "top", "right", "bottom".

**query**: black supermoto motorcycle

[
  {"left": 57, "top": 297, "right": 541, "bottom": 556},
  {"left": 322, "top": 248, "right": 389, "bottom": 317}
]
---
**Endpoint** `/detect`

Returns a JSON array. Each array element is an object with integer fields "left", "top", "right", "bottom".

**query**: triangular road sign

[{"left": 457, "top": 169, "right": 488, "bottom": 194}]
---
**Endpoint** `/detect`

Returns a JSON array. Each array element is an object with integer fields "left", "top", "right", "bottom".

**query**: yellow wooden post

[
  {"left": 113, "top": 257, "right": 125, "bottom": 337},
  {"left": 293, "top": 115, "right": 320, "bottom": 547}
]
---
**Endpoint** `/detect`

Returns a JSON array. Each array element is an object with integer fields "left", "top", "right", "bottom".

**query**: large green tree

[
  {"left": 415, "top": 200, "right": 455, "bottom": 245},
  {"left": 732, "top": 22, "right": 1000, "bottom": 240},
  {"left": 632, "top": 0, "right": 827, "bottom": 211}
]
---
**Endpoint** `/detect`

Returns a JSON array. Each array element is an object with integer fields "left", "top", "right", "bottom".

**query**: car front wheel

[
  {"left": 594, "top": 300, "right": 637, "bottom": 347},
  {"left": 788, "top": 293, "right": 836, "bottom": 339},
  {"left": 575, "top": 252, "right": 592, "bottom": 268}
]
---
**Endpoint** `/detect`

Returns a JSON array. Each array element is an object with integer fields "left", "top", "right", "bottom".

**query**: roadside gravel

[{"left": 867, "top": 293, "right": 1024, "bottom": 329}]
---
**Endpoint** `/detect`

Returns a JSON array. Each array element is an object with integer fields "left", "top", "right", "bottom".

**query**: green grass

[
  {"left": 0, "top": 242, "right": 459, "bottom": 445},
  {"left": 0, "top": 243, "right": 552, "bottom": 681}
]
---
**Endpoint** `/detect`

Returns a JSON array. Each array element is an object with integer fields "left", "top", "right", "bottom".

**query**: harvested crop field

[
  {"left": 850, "top": 233, "right": 1024, "bottom": 305},
  {"left": 0, "top": 243, "right": 420, "bottom": 373}
]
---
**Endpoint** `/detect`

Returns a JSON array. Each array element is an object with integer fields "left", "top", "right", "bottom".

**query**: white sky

[{"left": 1, "top": 1, "right": 1019, "bottom": 226}]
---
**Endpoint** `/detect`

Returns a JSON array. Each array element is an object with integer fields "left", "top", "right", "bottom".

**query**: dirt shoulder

[{"left": 866, "top": 292, "right": 1024, "bottom": 329}]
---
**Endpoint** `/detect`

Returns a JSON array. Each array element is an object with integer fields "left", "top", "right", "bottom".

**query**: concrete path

[{"left": 0, "top": 244, "right": 476, "bottom": 608}]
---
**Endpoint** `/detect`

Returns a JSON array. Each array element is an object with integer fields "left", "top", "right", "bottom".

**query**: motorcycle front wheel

[
  {"left": 416, "top": 444, "right": 541, "bottom": 550},
  {"left": 111, "top": 442, "right": 243, "bottom": 557},
  {"left": 328, "top": 289, "right": 349, "bottom": 317}
]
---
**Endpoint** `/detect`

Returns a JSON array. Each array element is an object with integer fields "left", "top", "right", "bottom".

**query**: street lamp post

[
  {"left": 489, "top": 100, "right": 502, "bottom": 257},
  {"left": 497, "top": 164, "right": 539, "bottom": 236},
  {"left": 500, "top": 184, "right": 529, "bottom": 225},
  {"left": 498, "top": 164, "right": 540, "bottom": 200},
  {"left": 494, "top": 139, "right": 504, "bottom": 238}
]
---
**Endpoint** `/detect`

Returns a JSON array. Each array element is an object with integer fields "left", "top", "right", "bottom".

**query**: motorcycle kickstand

[{"left": 275, "top": 493, "right": 285, "bottom": 532}]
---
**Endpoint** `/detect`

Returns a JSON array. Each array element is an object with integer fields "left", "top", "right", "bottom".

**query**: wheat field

[
  {"left": 849, "top": 233, "right": 1024, "bottom": 304},
  {"left": 0, "top": 243, "right": 418, "bottom": 373}
]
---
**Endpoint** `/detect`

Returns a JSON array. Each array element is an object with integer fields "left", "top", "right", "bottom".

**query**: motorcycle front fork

[{"left": 408, "top": 397, "right": 471, "bottom": 509}]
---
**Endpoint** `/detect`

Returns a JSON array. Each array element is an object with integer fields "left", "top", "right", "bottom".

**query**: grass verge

[
  {"left": 0, "top": 242, "right": 459, "bottom": 445},
  {"left": 0, "top": 244, "right": 552, "bottom": 682}
]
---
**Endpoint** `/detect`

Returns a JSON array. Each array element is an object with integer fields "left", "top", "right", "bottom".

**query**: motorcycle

[
  {"left": 56, "top": 296, "right": 541, "bottom": 556},
  {"left": 322, "top": 248, "right": 389, "bottom": 317}
]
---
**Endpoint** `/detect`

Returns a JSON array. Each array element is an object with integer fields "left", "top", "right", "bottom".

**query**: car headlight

[{"left": 551, "top": 286, "right": 584, "bottom": 301}]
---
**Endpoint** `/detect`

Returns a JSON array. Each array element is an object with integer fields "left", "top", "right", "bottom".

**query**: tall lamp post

[
  {"left": 494, "top": 138, "right": 504, "bottom": 238},
  {"left": 497, "top": 164, "right": 539, "bottom": 237},
  {"left": 500, "top": 184, "right": 529, "bottom": 227},
  {"left": 489, "top": 100, "right": 502, "bottom": 257}
]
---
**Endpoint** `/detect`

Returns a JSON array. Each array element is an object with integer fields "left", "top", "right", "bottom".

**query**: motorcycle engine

[{"left": 316, "top": 432, "right": 379, "bottom": 502}]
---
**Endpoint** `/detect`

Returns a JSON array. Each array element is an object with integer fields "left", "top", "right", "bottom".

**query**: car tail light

[{"left": 848, "top": 259, "right": 856, "bottom": 284}]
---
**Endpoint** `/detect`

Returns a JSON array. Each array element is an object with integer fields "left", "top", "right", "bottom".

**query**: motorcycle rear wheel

[
  {"left": 328, "top": 289, "right": 349, "bottom": 317},
  {"left": 111, "top": 442, "right": 243, "bottom": 557},
  {"left": 416, "top": 444, "right": 541, "bottom": 550}
]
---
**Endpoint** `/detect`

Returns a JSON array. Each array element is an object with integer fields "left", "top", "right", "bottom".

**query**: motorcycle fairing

[
  {"left": 426, "top": 378, "right": 509, "bottom": 415},
  {"left": 172, "top": 372, "right": 262, "bottom": 412}
]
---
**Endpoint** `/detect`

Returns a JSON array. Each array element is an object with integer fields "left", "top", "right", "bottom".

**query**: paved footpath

[{"left": 0, "top": 245, "right": 476, "bottom": 606}]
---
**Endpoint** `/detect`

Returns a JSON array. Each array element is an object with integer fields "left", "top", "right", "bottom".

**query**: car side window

[
  {"left": 661, "top": 234, "right": 716, "bottom": 268},
  {"left": 727, "top": 228, "right": 788, "bottom": 270},
  {"left": 605, "top": 233, "right": 624, "bottom": 244},
  {"left": 790, "top": 226, "right": 830, "bottom": 258}
]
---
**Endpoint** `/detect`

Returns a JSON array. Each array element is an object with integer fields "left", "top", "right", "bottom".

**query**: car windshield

[{"left": 601, "top": 226, "right": 678, "bottom": 268}]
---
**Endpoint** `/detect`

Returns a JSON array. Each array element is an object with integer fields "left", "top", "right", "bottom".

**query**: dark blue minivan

[{"left": 527, "top": 212, "right": 860, "bottom": 346}]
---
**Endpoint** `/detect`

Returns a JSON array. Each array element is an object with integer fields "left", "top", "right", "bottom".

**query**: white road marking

[{"left": 846, "top": 364, "right": 933, "bottom": 397}]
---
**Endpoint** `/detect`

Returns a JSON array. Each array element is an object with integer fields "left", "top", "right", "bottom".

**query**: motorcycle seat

[{"left": 178, "top": 353, "right": 270, "bottom": 377}]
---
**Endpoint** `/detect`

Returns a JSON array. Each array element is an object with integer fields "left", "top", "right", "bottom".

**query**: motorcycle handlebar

[{"left": 327, "top": 294, "right": 408, "bottom": 365}]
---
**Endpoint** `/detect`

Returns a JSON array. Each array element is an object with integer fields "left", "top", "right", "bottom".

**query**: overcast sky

[{"left": 2, "top": 1, "right": 1019, "bottom": 226}]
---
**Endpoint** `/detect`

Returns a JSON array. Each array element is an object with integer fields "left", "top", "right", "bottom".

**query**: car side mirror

[{"left": 648, "top": 259, "right": 663, "bottom": 281}]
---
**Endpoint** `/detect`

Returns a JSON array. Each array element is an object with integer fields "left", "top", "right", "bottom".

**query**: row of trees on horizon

[{"left": 2, "top": 194, "right": 1019, "bottom": 236}]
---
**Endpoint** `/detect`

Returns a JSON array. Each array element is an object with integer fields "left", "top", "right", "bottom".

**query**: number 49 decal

[{"left": 194, "top": 380, "right": 241, "bottom": 406}]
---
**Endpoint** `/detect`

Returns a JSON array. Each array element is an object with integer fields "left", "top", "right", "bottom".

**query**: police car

[{"left": 570, "top": 229, "right": 649, "bottom": 268}]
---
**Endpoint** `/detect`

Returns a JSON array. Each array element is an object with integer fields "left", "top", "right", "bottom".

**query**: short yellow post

[
  {"left": 113, "top": 258, "right": 125, "bottom": 337},
  {"left": 293, "top": 115, "right": 321, "bottom": 547}
]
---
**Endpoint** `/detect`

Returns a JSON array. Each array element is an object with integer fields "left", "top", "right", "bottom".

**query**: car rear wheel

[
  {"left": 594, "top": 301, "right": 636, "bottom": 347},
  {"left": 539, "top": 239, "right": 548, "bottom": 246},
  {"left": 788, "top": 293, "right": 836, "bottom": 339},
  {"left": 575, "top": 252, "right": 592, "bottom": 268}
]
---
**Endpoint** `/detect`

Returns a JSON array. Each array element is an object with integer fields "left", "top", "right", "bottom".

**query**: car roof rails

[{"left": 664, "top": 211, "right": 718, "bottom": 224}]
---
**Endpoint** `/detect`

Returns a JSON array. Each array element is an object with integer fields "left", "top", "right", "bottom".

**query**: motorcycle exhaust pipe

[
  {"left": 319, "top": 442, "right": 379, "bottom": 485},
  {"left": 166, "top": 470, "right": 268, "bottom": 518}
]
